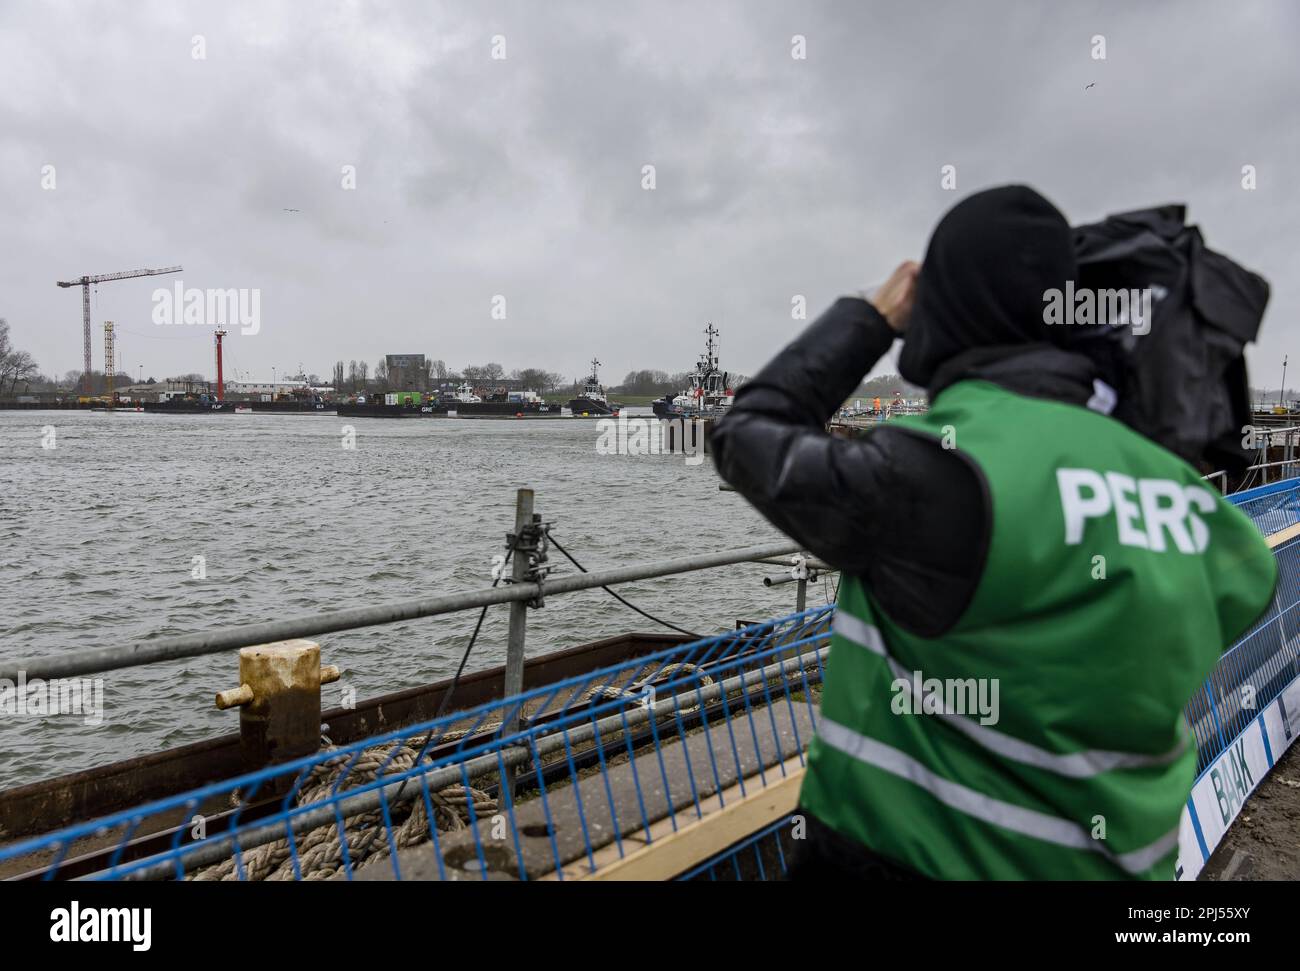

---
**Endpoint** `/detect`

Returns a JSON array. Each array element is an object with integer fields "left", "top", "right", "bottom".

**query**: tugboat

[
  {"left": 652, "top": 324, "right": 734, "bottom": 420},
  {"left": 567, "top": 359, "right": 620, "bottom": 416}
]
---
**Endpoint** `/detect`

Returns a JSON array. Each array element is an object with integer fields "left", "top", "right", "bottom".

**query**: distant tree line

[
  {"left": 325, "top": 359, "right": 569, "bottom": 394},
  {"left": 850, "top": 373, "right": 926, "bottom": 401},
  {"left": 618, "top": 370, "right": 692, "bottom": 395}
]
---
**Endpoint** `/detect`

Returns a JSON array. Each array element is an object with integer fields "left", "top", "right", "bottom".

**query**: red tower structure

[{"left": 214, "top": 328, "right": 228, "bottom": 401}]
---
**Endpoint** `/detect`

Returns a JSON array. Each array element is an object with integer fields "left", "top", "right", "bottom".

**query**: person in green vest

[{"left": 709, "top": 185, "right": 1277, "bottom": 879}]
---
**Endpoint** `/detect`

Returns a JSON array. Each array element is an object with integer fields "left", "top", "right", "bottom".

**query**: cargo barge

[{"left": 337, "top": 384, "right": 562, "bottom": 418}]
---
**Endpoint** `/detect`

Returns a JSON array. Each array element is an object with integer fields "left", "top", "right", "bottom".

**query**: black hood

[{"left": 899, "top": 185, "right": 1079, "bottom": 390}]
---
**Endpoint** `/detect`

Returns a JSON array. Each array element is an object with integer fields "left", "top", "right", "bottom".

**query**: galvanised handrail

[{"left": 0, "top": 539, "right": 801, "bottom": 682}]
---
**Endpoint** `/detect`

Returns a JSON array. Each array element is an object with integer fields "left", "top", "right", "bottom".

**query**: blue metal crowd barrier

[
  {"left": 0, "top": 607, "right": 833, "bottom": 882},
  {"left": 676, "top": 813, "right": 797, "bottom": 881},
  {"left": 4, "top": 479, "right": 1299, "bottom": 882},
  {"left": 1228, "top": 475, "right": 1300, "bottom": 536},
  {"left": 1185, "top": 483, "right": 1300, "bottom": 775}
]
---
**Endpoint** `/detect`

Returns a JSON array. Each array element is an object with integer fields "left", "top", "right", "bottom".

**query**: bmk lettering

[{"left": 1057, "top": 469, "right": 1217, "bottom": 552}]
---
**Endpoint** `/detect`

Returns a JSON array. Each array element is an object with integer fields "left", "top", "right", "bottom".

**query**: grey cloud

[{"left": 0, "top": 0, "right": 1296, "bottom": 386}]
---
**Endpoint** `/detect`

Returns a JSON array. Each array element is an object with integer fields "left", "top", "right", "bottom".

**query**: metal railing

[
  {"left": 1184, "top": 527, "right": 1300, "bottom": 775},
  {"left": 0, "top": 533, "right": 805, "bottom": 683},
  {"left": 676, "top": 813, "right": 798, "bottom": 881},
  {"left": 3, "top": 479, "right": 1299, "bottom": 881},
  {"left": 0, "top": 607, "right": 833, "bottom": 881},
  {"left": 1225, "top": 475, "right": 1300, "bottom": 536}
]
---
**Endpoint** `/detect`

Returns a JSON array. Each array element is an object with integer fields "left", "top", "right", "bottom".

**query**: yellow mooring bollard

[{"left": 215, "top": 639, "right": 340, "bottom": 771}]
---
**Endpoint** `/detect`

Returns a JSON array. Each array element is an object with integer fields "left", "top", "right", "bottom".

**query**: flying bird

[
  {"left": 1085, "top": 82, "right": 1095, "bottom": 90},
  {"left": 282, "top": 208, "right": 301, "bottom": 212}
]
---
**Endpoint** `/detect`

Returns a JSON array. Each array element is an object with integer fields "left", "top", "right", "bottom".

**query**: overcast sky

[{"left": 1, "top": 0, "right": 1297, "bottom": 387}]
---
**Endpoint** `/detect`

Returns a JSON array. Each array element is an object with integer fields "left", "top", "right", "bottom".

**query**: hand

[{"left": 866, "top": 261, "right": 920, "bottom": 334}]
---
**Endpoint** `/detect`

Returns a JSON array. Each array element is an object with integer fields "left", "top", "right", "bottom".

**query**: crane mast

[{"left": 103, "top": 322, "right": 115, "bottom": 407}]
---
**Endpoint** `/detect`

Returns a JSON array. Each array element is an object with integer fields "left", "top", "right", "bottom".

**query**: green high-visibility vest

[{"left": 799, "top": 379, "right": 1277, "bottom": 879}]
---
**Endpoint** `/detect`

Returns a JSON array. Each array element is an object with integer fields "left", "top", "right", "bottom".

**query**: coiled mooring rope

[
  {"left": 190, "top": 739, "right": 497, "bottom": 882},
  {"left": 193, "top": 661, "right": 716, "bottom": 881}
]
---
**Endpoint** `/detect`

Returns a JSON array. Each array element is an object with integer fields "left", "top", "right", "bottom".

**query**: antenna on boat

[{"left": 704, "top": 322, "right": 719, "bottom": 370}]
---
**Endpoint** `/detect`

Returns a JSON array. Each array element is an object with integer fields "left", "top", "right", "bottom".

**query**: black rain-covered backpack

[{"left": 1067, "top": 205, "right": 1270, "bottom": 474}]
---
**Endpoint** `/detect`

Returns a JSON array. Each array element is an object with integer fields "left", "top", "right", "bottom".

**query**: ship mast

[
  {"left": 702, "top": 324, "right": 722, "bottom": 374},
  {"left": 704, "top": 323, "right": 719, "bottom": 372}
]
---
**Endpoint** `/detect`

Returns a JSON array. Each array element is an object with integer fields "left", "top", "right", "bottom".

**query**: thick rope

[
  {"left": 189, "top": 739, "right": 497, "bottom": 882},
  {"left": 191, "top": 667, "right": 717, "bottom": 881},
  {"left": 582, "top": 662, "right": 714, "bottom": 713}
]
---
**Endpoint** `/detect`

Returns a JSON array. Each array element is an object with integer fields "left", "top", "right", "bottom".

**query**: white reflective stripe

[
  {"left": 830, "top": 612, "right": 1186, "bottom": 778},
  {"left": 817, "top": 717, "right": 1179, "bottom": 876},
  {"left": 833, "top": 612, "right": 888, "bottom": 655}
]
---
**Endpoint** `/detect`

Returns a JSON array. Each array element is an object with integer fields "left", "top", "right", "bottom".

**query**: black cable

[
  {"left": 350, "top": 526, "right": 523, "bottom": 858},
  {"left": 352, "top": 526, "right": 699, "bottom": 859},
  {"left": 547, "top": 532, "right": 701, "bottom": 638}
]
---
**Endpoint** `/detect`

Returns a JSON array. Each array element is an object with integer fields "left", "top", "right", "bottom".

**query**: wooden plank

[
  {"left": 563, "top": 754, "right": 806, "bottom": 881},
  {"left": 1266, "top": 521, "right": 1300, "bottom": 549}
]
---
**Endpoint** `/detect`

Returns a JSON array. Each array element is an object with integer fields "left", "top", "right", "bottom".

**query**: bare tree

[
  {"left": 2, "top": 351, "right": 38, "bottom": 394},
  {"left": 512, "top": 368, "right": 548, "bottom": 391},
  {"left": 619, "top": 370, "right": 678, "bottom": 394},
  {"left": 0, "top": 322, "right": 42, "bottom": 396}
]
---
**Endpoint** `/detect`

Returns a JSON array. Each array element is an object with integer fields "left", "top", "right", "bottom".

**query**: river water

[{"left": 0, "top": 410, "right": 820, "bottom": 786}]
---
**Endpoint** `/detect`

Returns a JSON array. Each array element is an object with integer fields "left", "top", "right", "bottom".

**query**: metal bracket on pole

[
  {"left": 761, "top": 553, "right": 818, "bottom": 613},
  {"left": 504, "top": 514, "right": 552, "bottom": 608}
]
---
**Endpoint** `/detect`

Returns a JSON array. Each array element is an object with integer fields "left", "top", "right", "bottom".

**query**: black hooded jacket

[{"left": 710, "top": 186, "right": 1101, "bottom": 635}]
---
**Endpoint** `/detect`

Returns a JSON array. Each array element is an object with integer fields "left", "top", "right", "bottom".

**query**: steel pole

[{"left": 504, "top": 490, "right": 533, "bottom": 721}]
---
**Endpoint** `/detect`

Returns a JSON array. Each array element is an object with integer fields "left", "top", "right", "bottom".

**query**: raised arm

[
  {"left": 708, "top": 294, "right": 900, "bottom": 572},
  {"left": 709, "top": 265, "right": 986, "bottom": 632}
]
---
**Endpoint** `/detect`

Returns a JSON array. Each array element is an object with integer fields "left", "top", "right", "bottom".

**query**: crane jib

[{"left": 56, "top": 265, "right": 183, "bottom": 392}]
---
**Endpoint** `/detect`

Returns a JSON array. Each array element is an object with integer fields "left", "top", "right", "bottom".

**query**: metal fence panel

[{"left": 5, "top": 479, "right": 1300, "bottom": 882}]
